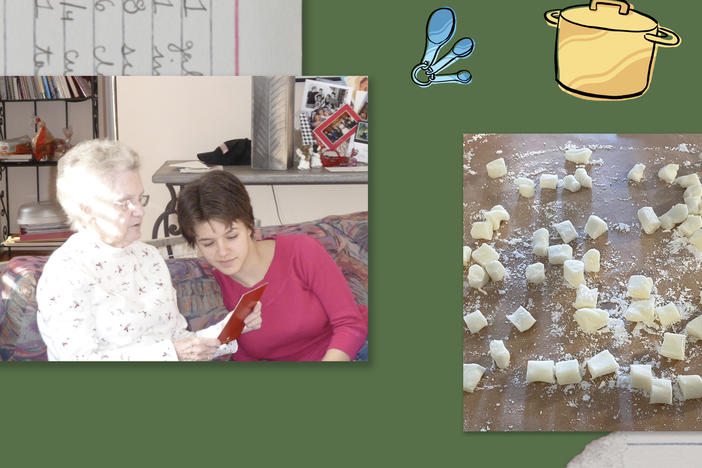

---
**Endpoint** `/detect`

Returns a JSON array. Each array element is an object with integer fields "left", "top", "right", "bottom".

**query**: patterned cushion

[
  {"left": 258, "top": 212, "right": 368, "bottom": 305},
  {"left": 0, "top": 212, "right": 367, "bottom": 361},
  {"left": 0, "top": 256, "right": 49, "bottom": 361},
  {"left": 166, "top": 258, "right": 230, "bottom": 331}
]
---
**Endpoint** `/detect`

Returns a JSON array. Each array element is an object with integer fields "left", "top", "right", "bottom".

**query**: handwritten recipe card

[{"left": 0, "top": 0, "right": 301, "bottom": 76}]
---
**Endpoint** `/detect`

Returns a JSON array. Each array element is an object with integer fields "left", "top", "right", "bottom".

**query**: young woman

[{"left": 176, "top": 171, "right": 368, "bottom": 361}]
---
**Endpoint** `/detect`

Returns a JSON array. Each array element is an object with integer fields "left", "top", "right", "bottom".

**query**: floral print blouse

[{"left": 36, "top": 230, "right": 235, "bottom": 361}]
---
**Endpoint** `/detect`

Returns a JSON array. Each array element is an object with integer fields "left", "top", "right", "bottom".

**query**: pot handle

[
  {"left": 544, "top": 10, "right": 560, "bottom": 27},
  {"left": 589, "top": 0, "right": 630, "bottom": 15},
  {"left": 645, "top": 26, "right": 681, "bottom": 47}
]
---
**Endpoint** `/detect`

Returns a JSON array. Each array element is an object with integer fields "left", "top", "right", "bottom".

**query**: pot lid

[{"left": 561, "top": 1, "right": 657, "bottom": 32}]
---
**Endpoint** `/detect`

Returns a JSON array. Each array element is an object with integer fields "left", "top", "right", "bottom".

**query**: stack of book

[
  {"left": 0, "top": 76, "right": 92, "bottom": 101},
  {"left": 3, "top": 201, "right": 74, "bottom": 248},
  {"left": 0, "top": 153, "right": 33, "bottom": 162},
  {"left": 4, "top": 225, "right": 74, "bottom": 249},
  {"left": 19, "top": 224, "right": 73, "bottom": 239}
]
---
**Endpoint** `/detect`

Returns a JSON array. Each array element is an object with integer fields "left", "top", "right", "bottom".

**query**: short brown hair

[{"left": 176, "top": 171, "right": 255, "bottom": 247}]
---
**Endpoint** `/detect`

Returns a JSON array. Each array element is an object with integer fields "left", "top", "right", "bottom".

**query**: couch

[{"left": 0, "top": 212, "right": 367, "bottom": 361}]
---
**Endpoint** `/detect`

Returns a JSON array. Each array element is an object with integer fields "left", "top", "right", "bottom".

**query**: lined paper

[{"left": 0, "top": 0, "right": 301, "bottom": 76}]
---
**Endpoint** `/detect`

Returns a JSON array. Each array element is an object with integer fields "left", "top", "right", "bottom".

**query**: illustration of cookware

[{"left": 544, "top": 0, "right": 680, "bottom": 100}]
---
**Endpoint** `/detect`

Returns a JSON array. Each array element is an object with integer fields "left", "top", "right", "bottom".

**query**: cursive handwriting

[
  {"left": 167, "top": 41, "right": 202, "bottom": 75},
  {"left": 93, "top": 0, "right": 114, "bottom": 12},
  {"left": 123, "top": 0, "right": 145, "bottom": 14},
  {"left": 21, "top": 0, "right": 219, "bottom": 76},
  {"left": 64, "top": 49, "right": 79, "bottom": 74},
  {"left": 34, "top": 45, "right": 53, "bottom": 74},
  {"left": 183, "top": 0, "right": 206, "bottom": 17},
  {"left": 93, "top": 45, "right": 114, "bottom": 74},
  {"left": 35, "top": 0, "right": 54, "bottom": 17},
  {"left": 121, "top": 43, "right": 135, "bottom": 74},
  {"left": 60, "top": 1, "right": 87, "bottom": 21},
  {"left": 152, "top": 45, "right": 164, "bottom": 75},
  {"left": 152, "top": 0, "right": 174, "bottom": 14}
]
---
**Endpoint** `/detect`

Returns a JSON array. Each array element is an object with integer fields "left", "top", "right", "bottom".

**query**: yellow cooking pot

[{"left": 545, "top": 0, "right": 680, "bottom": 100}]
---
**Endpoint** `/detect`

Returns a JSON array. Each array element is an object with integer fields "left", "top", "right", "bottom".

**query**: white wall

[
  {"left": 268, "top": 184, "right": 368, "bottom": 225},
  {"left": 115, "top": 76, "right": 254, "bottom": 240}
]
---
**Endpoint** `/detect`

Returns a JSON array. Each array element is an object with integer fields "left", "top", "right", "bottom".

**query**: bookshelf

[{"left": 0, "top": 76, "right": 99, "bottom": 256}]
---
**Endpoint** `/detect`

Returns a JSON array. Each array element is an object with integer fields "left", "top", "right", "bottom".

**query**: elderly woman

[
  {"left": 176, "top": 171, "right": 368, "bottom": 361},
  {"left": 36, "top": 139, "right": 260, "bottom": 361}
]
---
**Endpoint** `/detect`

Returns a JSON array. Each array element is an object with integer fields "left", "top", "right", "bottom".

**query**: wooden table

[{"left": 463, "top": 134, "right": 702, "bottom": 431}]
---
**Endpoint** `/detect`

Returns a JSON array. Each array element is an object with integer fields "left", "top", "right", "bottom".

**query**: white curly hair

[{"left": 56, "top": 139, "right": 141, "bottom": 230}]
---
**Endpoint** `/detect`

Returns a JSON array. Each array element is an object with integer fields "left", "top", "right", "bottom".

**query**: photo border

[{"left": 312, "top": 104, "right": 361, "bottom": 150}]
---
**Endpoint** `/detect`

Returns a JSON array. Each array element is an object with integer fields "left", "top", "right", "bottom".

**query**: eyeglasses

[{"left": 112, "top": 194, "right": 150, "bottom": 211}]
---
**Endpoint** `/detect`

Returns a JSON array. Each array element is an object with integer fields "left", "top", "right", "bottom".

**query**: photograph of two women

[{"left": 0, "top": 75, "right": 369, "bottom": 362}]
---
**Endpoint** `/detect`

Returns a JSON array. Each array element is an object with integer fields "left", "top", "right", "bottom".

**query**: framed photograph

[
  {"left": 312, "top": 104, "right": 361, "bottom": 150},
  {"left": 309, "top": 107, "right": 335, "bottom": 130},
  {"left": 346, "top": 120, "right": 368, "bottom": 163},
  {"left": 354, "top": 90, "right": 367, "bottom": 119},
  {"left": 355, "top": 120, "right": 368, "bottom": 144},
  {"left": 344, "top": 75, "right": 368, "bottom": 103},
  {"left": 301, "top": 78, "right": 352, "bottom": 114}
]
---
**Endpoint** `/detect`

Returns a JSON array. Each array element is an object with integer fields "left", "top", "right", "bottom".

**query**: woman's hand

[
  {"left": 242, "top": 301, "right": 263, "bottom": 333},
  {"left": 174, "top": 335, "right": 221, "bottom": 361},
  {"left": 321, "top": 348, "right": 351, "bottom": 361}
]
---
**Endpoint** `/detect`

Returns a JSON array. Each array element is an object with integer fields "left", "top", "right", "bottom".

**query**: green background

[{"left": 3, "top": 0, "right": 701, "bottom": 466}]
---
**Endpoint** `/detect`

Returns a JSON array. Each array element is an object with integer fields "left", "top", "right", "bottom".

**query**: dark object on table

[{"left": 197, "top": 138, "right": 251, "bottom": 166}]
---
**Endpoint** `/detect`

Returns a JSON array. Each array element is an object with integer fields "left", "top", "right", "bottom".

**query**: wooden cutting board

[{"left": 463, "top": 134, "right": 702, "bottom": 431}]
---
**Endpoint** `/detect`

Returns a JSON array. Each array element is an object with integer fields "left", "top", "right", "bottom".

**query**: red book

[
  {"left": 18, "top": 77, "right": 28, "bottom": 99},
  {"left": 217, "top": 282, "right": 267, "bottom": 344},
  {"left": 73, "top": 76, "right": 91, "bottom": 97}
]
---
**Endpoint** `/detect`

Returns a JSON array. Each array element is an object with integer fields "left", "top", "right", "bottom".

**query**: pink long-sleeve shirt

[{"left": 214, "top": 234, "right": 368, "bottom": 361}]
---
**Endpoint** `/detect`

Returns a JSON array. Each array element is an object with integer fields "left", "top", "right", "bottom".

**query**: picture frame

[
  {"left": 344, "top": 75, "right": 368, "bottom": 105},
  {"left": 309, "top": 107, "right": 335, "bottom": 130},
  {"left": 301, "top": 78, "right": 352, "bottom": 114},
  {"left": 355, "top": 120, "right": 368, "bottom": 144},
  {"left": 312, "top": 104, "right": 361, "bottom": 150},
  {"left": 354, "top": 90, "right": 368, "bottom": 120},
  {"left": 347, "top": 120, "right": 368, "bottom": 163}
]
